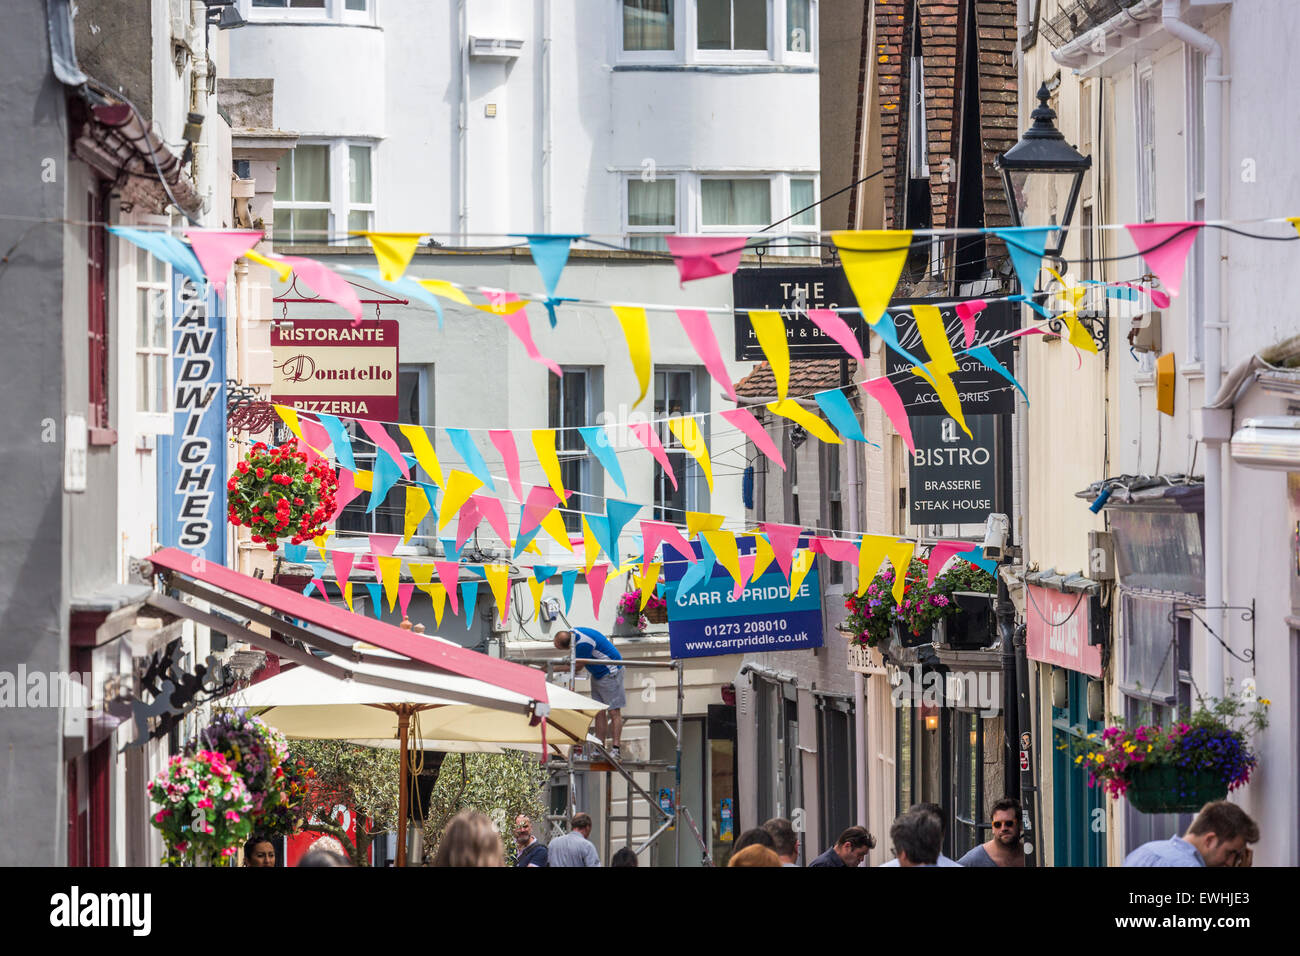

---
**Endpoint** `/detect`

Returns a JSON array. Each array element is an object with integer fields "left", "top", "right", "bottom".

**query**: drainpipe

[
  {"left": 1163, "top": 0, "right": 1226, "bottom": 696},
  {"left": 541, "top": 0, "right": 552, "bottom": 232},
  {"left": 846, "top": 394, "right": 866, "bottom": 827},
  {"left": 459, "top": 0, "right": 470, "bottom": 237}
]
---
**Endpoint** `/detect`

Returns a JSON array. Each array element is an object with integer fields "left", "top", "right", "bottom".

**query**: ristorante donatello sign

[{"left": 272, "top": 319, "right": 400, "bottom": 420}]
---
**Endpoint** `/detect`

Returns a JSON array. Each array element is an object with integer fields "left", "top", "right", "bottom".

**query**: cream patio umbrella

[{"left": 225, "top": 655, "right": 603, "bottom": 863}]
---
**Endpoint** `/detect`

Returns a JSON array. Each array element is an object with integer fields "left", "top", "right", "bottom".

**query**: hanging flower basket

[
  {"left": 941, "top": 591, "right": 996, "bottom": 649},
  {"left": 191, "top": 710, "right": 294, "bottom": 832},
  {"left": 227, "top": 442, "right": 338, "bottom": 552},
  {"left": 1125, "top": 766, "right": 1228, "bottom": 815},
  {"left": 644, "top": 603, "right": 669, "bottom": 625},
  {"left": 893, "top": 621, "right": 934, "bottom": 648},
  {"left": 148, "top": 751, "right": 254, "bottom": 866}
]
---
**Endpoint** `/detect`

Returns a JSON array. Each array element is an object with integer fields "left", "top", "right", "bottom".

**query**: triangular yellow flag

[
  {"left": 398, "top": 423, "right": 446, "bottom": 488},
  {"left": 485, "top": 564, "right": 510, "bottom": 624},
  {"left": 1045, "top": 267, "right": 1098, "bottom": 355},
  {"left": 424, "top": 582, "right": 447, "bottom": 627},
  {"left": 354, "top": 469, "right": 373, "bottom": 492},
  {"left": 403, "top": 486, "right": 431, "bottom": 544},
  {"left": 359, "top": 232, "right": 426, "bottom": 282},
  {"left": 701, "top": 530, "right": 743, "bottom": 590},
  {"left": 750, "top": 534, "right": 775, "bottom": 581},
  {"left": 527, "top": 576, "right": 546, "bottom": 621},
  {"left": 408, "top": 563, "right": 435, "bottom": 586},
  {"left": 686, "top": 512, "right": 725, "bottom": 540},
  {"left": 376, "top": 555, "right": 402, "bottom": 611},
  {"left": 581, "top": 514, "right": 601, "bottom": 571},
  {"left": 668, "top": 417, "right": 714, "bottom": 493},
  {"left": 748, "top": 310, "right": 790, "bottom": 400},
  {"left": 766, "top": 399, "right": 842, "bottom": 444},
  {"left": 539, "top": 508, "right": 575, "bottom": 552},
  {"left": 789, "top": 549, "right": 815, "bottom": 601},
  {"left": 343, "top": 581, "right": 355, "bottom": 612},
  {"left": 437, "top": 470, "right": 484, "bottom": 531},
  {"left": 912, "top": 305, "right": 959, "bottom": 376},
  {"left": 910, "top": 363, "right": 973, "bottom": 438},
  {"left": 635, "top": 561, "right": 663, "bottom": 611},
  {"left": 831, "top": 230, "right": 914, "bottom": 324},
  {"left": 531, "top": 429, "right": 568, "bottom": 503},
  {"left": 245, "top": 249, "right": 293, "bottom": 283},
  {"left": 857, "top": 534, "right": 898, "bottom": 597},
  {"left": 313, "top": 531, "right": 334, "bottom": 562},
  {"left": 274, "top": 405, "right": 304, "bottom": 441},
  {"left": 416, "top": 279, "right": 473, "bottom": 305},
  {"left": 612, "top": 305, "right": 652, "bottom": 409},
  {"left": 886, "top": 540, "right": 916, "bottom": 604}
]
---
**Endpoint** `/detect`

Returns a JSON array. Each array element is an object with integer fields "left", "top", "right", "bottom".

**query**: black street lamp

[{"left": 995, "top": 84, "right": 1092, "bottom": 258}]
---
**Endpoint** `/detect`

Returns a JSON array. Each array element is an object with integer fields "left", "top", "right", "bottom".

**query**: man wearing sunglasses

[{"left": 957, "top": 798, "right": 1025, "bottom": 867}]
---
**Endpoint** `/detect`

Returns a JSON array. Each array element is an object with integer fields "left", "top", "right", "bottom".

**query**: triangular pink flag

[
  {"left": 587, "top": 563, "right": 610, "bottom": 616},
  {"left": 331, "top": 550, "right": 355, "bottom": 585},
  {"left": 629, "top": 423, "right": 677, "bottom": 490},
  {"left": 184, "top": 229, "right": 263, "bottom": 299},
  {"left": 806, "top": 308, "right": 865, "bottom": 362},
  {"left": 811, "top": 536, "right": 858, "bottom": 563},
  {"left": 299, "top": 414, "right": 333, "bottom": 456},
  {"left": 333, "top": 468, "right": 362, "bottom": 516},
  {"left": 925, "top": 540, "right": 975, "bottom": 586},
  {"left": 487, "top": 291, "right": 562, "bottom": 377},
  {"left": 296, "top": 437, "right": 322, "bottom": 468},
  {"left": 454, "top": 498, "right": 485, "bottom": 551},
  {"left": 357, "top": 418, "right": 410, "bottom": 479},
  {"left": 675, "top": 308, "right": 738, "bottom": 401},
  {"left": 1118, "top": 280, "right": 1172, "bottom": 309},
  {"left": 733, "top": 553, "right": 757, "bottom": 599},
  {"left": 1124, "top": 222, "right": 1203, "bottom": 297},
  {"left": 860, "top": 376, "right": 915, "bottom": 454},
  {"left": 397, "top": 582, "right": 415, "bottom": 619},
  {"left": 760, "top": 523, "right": 802, "bottom": 582},
  {"left": 311, "top": 579, "right": 328, "bottom": 599},
  {"left": 489, "top": 430, "right": 524, "bottom": 501},
  {"left": 520, "top": 486, "right": 561, "bottom": 536},
  {"left": 369, "top": 533, "right": 401, "bottom": 557},
  {"left": 278, "top": 255, "right": 363, "bottom": 324},
  {"left": 956, "top": 299, "right": 986, "bottom": 348},
  {"left": 720, "top": 408, "right": 786, "bottom": 472},
  {"left": 665, "top": 235, "right": 747, "bottom": 283},
  {"left": 472, "top": 494, "right": 512, "bottom": 548},
  {"left": 436, "top": 562, "right": 461, "bottom": 614},
  {"left": 640, "top": 520, "right": 697, "bottom": 567}
]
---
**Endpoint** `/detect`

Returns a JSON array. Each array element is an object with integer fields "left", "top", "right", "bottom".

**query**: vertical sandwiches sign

[
  {"left": 157, "top": 276, "right": 226, "bottom": 563},
  {"left": 272, "top": 319, "right": 400, "bottom": 421}
]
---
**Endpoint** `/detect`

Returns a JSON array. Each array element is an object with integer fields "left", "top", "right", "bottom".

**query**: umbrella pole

[{"left": 397, "top": 707, "right": 410, "bottom": 867}]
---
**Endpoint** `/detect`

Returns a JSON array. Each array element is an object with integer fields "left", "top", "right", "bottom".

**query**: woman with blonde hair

[{"left": 431, "top": 811, "right": 505, "bottom": 867}]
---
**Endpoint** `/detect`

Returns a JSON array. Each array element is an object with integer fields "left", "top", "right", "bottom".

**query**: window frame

[
  {"left": 614, "top": 0, "right": 817, "bottom": 67},
  {"left": 693, "top": 0, "right": 773, "bottom": 63},
  {"left": 698, "top": 175, "right": 775, "bottom": 231},
  {"left": 274, "top": 139, "right": 378, "bottom": 245},
  {"left": 619, "top": 0, "right": 681, "bottom": 63},
  {"left": 786, "top": 176, "right": 820, "bottom": 257},
  {"left": 1135, "top": 64, "right": 1157, "bottom": 224},
  {"left": 653, "top": 366, "right": 709, "bottom": 522},
  {"left": 129, "top": 214, "right": 174, "bottom": 431},
  {"left": 550, "top": 366, "right": 604, "bottom": 532},
  {"left": 908, "top": 54, "right": 930, "bottom": 180},
  {"left": 624, "top": 174, "right": 680, "bottom": 252},
  {"left": 243, "top": 0, "right": 375, "bottom": 26}
]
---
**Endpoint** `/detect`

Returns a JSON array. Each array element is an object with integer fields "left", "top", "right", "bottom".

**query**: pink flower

[
  {"left": 175, "top": 842, "right": 189, "bottom": 854},
  {"left": 196, "top": 797, "right": 214, "bottom": 809},
  {"left": 222, "top": 847, "right": 237, "bottom": 857},
  {"left": 225, "top": 810, "right": 241, "bottom": 822},
  {"left": 154, "top": 810, "right": 172, "bottom": 822}
]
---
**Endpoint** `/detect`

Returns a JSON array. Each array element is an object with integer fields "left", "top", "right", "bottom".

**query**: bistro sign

[
  {"left": 272, "top": 319, "right": 400, "bottom": 420},
  {"left": 909, "top": 414, "right": 999, "bottom": 525}
]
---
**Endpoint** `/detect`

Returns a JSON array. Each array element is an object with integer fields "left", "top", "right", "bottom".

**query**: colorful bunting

[
  {"left": 403, "top": 486, "right": 431, "bottom": 544},
  {"left": 437, "top": 470, "right": 485, "bottom": 530},
  {"left": 244, "top": 249, "right": 294, "bottom": 283},
  {"left": 911, "top": 303, "right": 972, "bottom": 438},
  {"left": 667, "top": 417, "right": 714, "bottom": 492},
  {"left": 184, "top": 230, "right": 263, "bottom": 298},
  {"left": 454, "top": 497, "right": 484, "bottom": 551},
  {"left": 561, "top": 569, "right": 578, "bottom": 615},
  {"left": 831, "top": 230, "right": 913, "bottom": 327},
  {"left": 527, "top": 576, "right": 546, "bottom": 621},
  {"left": 397, "top": 582, "right": 415, "bottom": 619},
  {"left": 629, "top": 422, "right": 677, "bottom": 489},
  {"left": 760, "top": 523, "right": 802, "bottom": 582},
  {"left": 366, "top": 450, "right": 404, "bottom": 512},
  {"left": 733, "top": 553, "right": 756, "bottom": 599},
  {"left": 437, "top": 562, "right": 461, "bottom": 613},
  {"left": 579, "top": 426, "right": 627, "bottom": 495},
  {"left": 788, "top": 549, "right": 815, "bottom": 601},
  {"left": 489, "top": 430, "right": 524, "bottom": 501},
  {"left": 364, "top": 582, "right": 384, "bottom": 618},
  {"left": 358, "top": 418, "right": 410, "bottom": 479},
  {"left": 278, "top": 255, "right": 364, "bottom": 324},
  {"left": 331, "top": 549, "right": 355, "bottom": 586},
  {"left": 317, "top": 414, "right": 357, "bottom": 472},
  {"left": 640, "top": 520, "right": 696, "bottom": 567},
  {"left": 686, "top": 512, "right": 725, "bottom": 540},
  {"left": 531, "top": 429, "right": 568, "bottom": 503},
  {"left": 956, "top": 299, "right": 985, "bottom": 348},
  {"left": 812, "top": 536, "right": 859, "bottom": 563},
  {"left": 806, "top": 308, "right": 865, "bottom": 363},
  {"left": 581, "top": 514, "right": 602, "bottom": 572},
  {"left": 397, "top": 423, "right": 445, "bottom": 489},
  {"left": 472, "top": 494, "right": 512, "bottom": 547},
  {"left": 108, "top": 227, "right": 206, "bottom": 287},
  {"left": 634, "top": 561, "right": 663, "bottom": 610},
  {"left": 342, "top": 581, "right": 355, "bottom": 612},
  {"left": 676, "top": 537, "right": 717, "bottom": 599},
  {"left": 417, "top": 278, "right": 473, "bottom": 305},
  {"left": 860, "top": 377, "right": 916, "bottom": 454},
  {"left": 749, "top": 534, "right": 775, "bottom": 581},
  {"left": 490, "top": 292, "right": 562, "bottom": 376},
  {"left": 605, "top": 500, "right": 644, "bottom": 561},
  {"left": 701, "top": 530, "right": 743, "bottom": 592},
  {"left": 665, "top": 235, "right": 747, "bottom": 283},
  {"left": 521, "top": 234, "right": 583, "bottom": 326},
  {"left": 359, "top": 232, "right": 426, "bottom": 282},
  {"left": 674, "top": 309, "right": 739, "bottom": 401},
  {"left": 484, "top": 564, "right": 510, "bottom": 624},
  {"left": 766, "top": 399, "right": 841, "bottom": 445},
  {"left": 447, "top": 428, "right": 496, "bottom": 491},
  {"left": 587, "top": 563, "right": 610, "bottom": 616},
  {"left": 813, "top": 390, "right": 872, "bottom": 444},
  {"left": 1125, "top": 222, "right": 1202, "bottom": 297},
  {"left": 748, "top": 310, "right": 790, "bottom": 400},
  {"left": 719, "top": 407, "right": 786, "bottom": 472},
  {"left": 994, "top": 227, "right": 1054, "bottom": 296},
  {"left": 612, "top": 306, "right": 652, "bottom": 408},
  {"left": 426, "top": 582, "right": 447, "bottom": 627},
  {"left": 375, "top": 555, "right": 401, "bottom": 611},
  {"left": 967, "top": 345, "right": 1028, "bottom": 403},
  {"left": 460, "top": 581, "right": 480, "bottom": 630}
]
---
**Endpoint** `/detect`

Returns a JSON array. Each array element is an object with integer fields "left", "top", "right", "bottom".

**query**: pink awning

[{"left": 146, "top": 548, "right": 547, "bottom": 703}]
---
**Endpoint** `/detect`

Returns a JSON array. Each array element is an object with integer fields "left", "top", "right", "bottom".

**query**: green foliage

[
  {"left": 419, "top": 752, "right": 548, "bottom": 865},
  {"left": 288, "top": 740, "right": 400, "bottom": 866}
]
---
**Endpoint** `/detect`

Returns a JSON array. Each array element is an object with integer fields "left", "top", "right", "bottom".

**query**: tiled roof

[{"left": 733, "top": 359, "right": 857, "bottom": 399}]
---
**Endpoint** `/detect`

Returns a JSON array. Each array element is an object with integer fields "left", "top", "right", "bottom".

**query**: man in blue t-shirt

[{"left": 554, "top": 627, "right": 625, "bottom": 759}]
